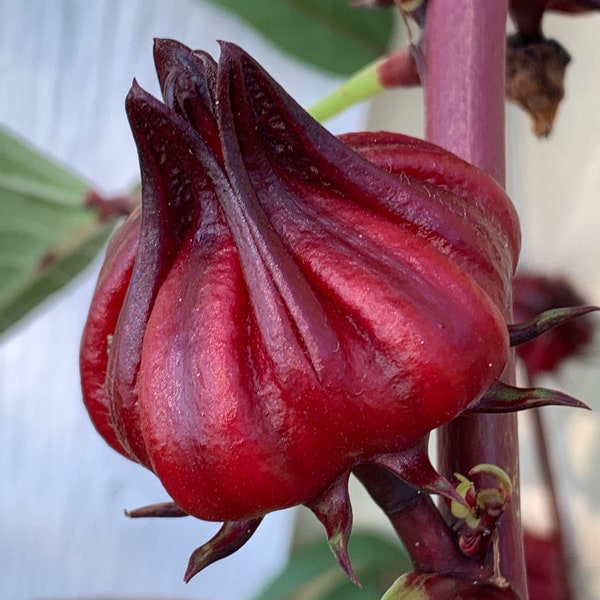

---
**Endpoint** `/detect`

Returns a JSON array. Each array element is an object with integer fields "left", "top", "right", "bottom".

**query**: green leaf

[
  {"left": 204, "top": 0, "right": 395, "bottom": 74},
  {"left": 253, "top": 530, "right": 411, "bottom": 600},
  {"left": 0, "top": 125, "right": 116, "bottom": 336}
]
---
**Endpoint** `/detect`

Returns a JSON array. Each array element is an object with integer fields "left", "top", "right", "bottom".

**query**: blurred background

[{"left": 0, "top": 1, "right": 598, "bottom": 599}]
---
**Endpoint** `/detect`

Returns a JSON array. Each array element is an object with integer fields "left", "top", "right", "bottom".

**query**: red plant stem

[
  {"left": 529, "top": 400, "right": 575, "bottom": 600},
  {"left": 354, "top": 464, "right": 489, "bottom": 577},
  {"left": 421, "top": 2, "right": 528, "bottom": 598},
  {"left": 422, "top": 1, "right": 506, "bottom": 184}
]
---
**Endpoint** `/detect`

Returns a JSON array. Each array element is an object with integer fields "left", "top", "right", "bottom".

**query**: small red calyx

[
  {"left": 512, "top": 274, "right": 597, "bottom": 377},
  {"left": 80, "top": 39, "right": 524, "bottom": 580}
]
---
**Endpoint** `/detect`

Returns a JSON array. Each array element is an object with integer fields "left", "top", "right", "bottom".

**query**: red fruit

[
  {"left": 513, "top": 274, "right": 595, "bottom": 376},
  {"left": 80, "top": 39, "right": 520, "bottom": 576}
]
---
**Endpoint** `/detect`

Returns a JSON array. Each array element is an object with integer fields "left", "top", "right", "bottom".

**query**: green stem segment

[
  {"left": 308, "top": 49, "right": 419, "bottom": 123},
  {"left": 308, "top": 58, "right": 384, "bottom": 122}
]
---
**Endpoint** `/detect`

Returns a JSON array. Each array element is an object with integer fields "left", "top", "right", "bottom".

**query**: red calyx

[
  {"left": 80, "top": 39, "right": 521, "bottom": 578},
  {"left": 512, "top": 274, "right": 596, "bottom": 376}
]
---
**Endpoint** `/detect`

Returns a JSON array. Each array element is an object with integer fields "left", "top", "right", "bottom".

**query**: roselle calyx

[
  {"left": 77, "top": 39, "right": 564, "bottom": 581},
  {"left": 512, "top": 273, "right": 597, "bottom": 377}
]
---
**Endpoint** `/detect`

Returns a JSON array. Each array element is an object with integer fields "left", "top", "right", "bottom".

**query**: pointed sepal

[
  {"left": 305, "top": 471, "right": 360, "bottom": 587},
  {"left": 125, "top": 501, "right": 188, "bottom": 518},
  {"left": 371, "top": 441, "right": 467, "bottom": 507},
  {"left": 152, "top": 38, "right": 220, "bottom": 156},
  {"left": 470, "top": 381, "right": 590, "bottom": 413},
  {"left": 509, "top": 305, "right": 598, "bottom": 347},
  {"left": 184, "top": 518, "right": 263, "bottom": 583}
]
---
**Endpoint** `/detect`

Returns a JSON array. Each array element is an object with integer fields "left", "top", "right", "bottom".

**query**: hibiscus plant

[{"left": 1, "top": 1, "right": 599, "bottom": 599}]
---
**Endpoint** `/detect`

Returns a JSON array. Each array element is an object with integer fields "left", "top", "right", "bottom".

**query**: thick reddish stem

[
  {"left": 354, "top": 465, "right": 488, "bottom": 577},
  {"left": 422, "top": 2, "right": 506, "bottom": 184},
  {"left": 422, "top": 2, "right": 528, "bottom": 598},
  {"left": 529, "top": 393, "right": 575, "bottom": 600}
]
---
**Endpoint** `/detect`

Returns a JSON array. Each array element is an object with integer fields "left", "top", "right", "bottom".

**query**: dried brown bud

[{"left": 506, "top": 35, "right": 571, "bottom": 137}]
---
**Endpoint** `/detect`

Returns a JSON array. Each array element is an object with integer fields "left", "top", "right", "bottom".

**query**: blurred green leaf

[
  {"left": 0, "top": 126, "right": 115, "bottom": 336},
  {"left": 204, "top": 0, "right": 395, "bottom": 74},
  {"left": 253, "top": 530, "right": 411, "bottom": 600}
]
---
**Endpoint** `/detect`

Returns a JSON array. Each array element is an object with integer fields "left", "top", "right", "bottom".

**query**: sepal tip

[
  {"left": 184, "top": 518, "right": 263, "bottom": 583},
  {"left": 125, "top": 501, "right": 188, "bottom": 518},
  {"left": 470, "top": 381, "right": 590, "bottom": 413},
  {"left": 305, "top": 472, "right": 360, "bottom": 587}
]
